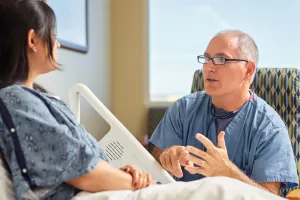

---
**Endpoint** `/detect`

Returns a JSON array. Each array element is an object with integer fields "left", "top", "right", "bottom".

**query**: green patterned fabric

[{"left": 191, "top": 68, "right": 300, "bottom": 196}]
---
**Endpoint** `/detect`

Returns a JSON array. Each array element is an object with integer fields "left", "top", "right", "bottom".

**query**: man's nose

[{"left": 204, "top": 59, "right": 216, "bottom": 72}]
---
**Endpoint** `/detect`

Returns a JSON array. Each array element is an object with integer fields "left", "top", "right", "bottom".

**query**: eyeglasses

[{"left": 197, "top": 55, "right": 248, "bottom": 65}]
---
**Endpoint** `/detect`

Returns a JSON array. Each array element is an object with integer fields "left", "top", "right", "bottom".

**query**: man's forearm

[
  {"left": 227, "top": 161, "right": 278, "bottom": 194},
  {"left": 149, "top": 144, "right": 164, "bottom": 163}
]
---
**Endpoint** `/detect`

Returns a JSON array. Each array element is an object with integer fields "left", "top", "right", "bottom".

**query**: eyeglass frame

[{"left": 197, "top": 55, "right": 248, "bottom": 65}]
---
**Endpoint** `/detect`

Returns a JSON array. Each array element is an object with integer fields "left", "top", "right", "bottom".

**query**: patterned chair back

[{"left": 191, "top": 68, "right": 300, "bottom": 196}]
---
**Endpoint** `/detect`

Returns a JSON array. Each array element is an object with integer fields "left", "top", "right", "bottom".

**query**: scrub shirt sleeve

[{"left": 149, "top": 100, "right": 186, "bottom": 150}]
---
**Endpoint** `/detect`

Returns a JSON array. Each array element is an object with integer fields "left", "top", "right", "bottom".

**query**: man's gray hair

[{"left": 215, "top": 29, "right": 259, "bottom": 83}]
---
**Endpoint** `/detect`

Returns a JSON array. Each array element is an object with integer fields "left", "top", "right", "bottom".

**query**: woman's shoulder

[
  {"left": 0, "top": 85, "right": 77, "bottom": 127},
  {"left": 0, "top": 84, "right": 45, "bottom": 107},
  {"left": 0, "top": 84, "right": 24, "bottom": 95},
  {"left": 0, "top": 84, "right": 36, "bottom": 98}
]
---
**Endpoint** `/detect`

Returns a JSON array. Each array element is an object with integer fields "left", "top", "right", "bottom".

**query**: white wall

[{"left": 36, "top": 0, "right": 111, "bottom": 140}]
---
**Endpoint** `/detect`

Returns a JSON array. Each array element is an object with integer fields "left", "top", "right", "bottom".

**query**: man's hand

[
  {"left": 120, "top": 165, "right": 152, "bottom": 190},
  {"left": 178, "top": 132, "right": 281, "bottom": 195},
  {"left": 181, "top": 131, "right": 232, "bottom": 177},
  {"left": 159, "top": 146, "right": 193, "bottom": 178}
]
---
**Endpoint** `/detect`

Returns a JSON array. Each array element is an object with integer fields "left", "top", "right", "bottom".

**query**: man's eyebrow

[
  {"left": 215, "top": 52, "right": 231, "bottom": 58},
  {"left": 204, "top": 52, "right": 231, "bottom": 58}
]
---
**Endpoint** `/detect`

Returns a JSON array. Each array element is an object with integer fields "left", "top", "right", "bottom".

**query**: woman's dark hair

[{"left": 0, "top": 0, "right": 56, "bottom": 88}]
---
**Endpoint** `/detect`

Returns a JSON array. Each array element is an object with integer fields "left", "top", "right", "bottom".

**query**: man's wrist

[{"left": 226, "top": 161, "right": 239, "bottom": 179}]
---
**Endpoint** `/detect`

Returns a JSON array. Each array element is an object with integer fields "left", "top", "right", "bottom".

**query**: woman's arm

[
  {"left": 0, "top": 86, "right": 151, "bottom": 194},
  {"left": 66, "top": 160, "right": 149, "bottom": 192}
]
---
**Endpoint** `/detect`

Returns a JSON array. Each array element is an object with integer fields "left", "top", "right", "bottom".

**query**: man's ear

[
  {"left": 27, "top": 29, "right": 37, "bottom": 52},
  {"left": 246, "top": 61, "right": 256, "bottom": 78}
]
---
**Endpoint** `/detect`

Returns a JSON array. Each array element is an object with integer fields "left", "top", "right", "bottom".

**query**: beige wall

[
  {"left": 111, "top": 0, "right": 149, "bottom": 139},
  {"left": 37, "top": 0, "right": 111, "bottom": 140}
]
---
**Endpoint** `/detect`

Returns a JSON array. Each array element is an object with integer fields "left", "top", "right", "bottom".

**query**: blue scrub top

[{"left": 149, "top": 91, "right": 298, "bottom": 189}]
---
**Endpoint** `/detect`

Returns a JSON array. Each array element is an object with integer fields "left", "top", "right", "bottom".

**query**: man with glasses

[{"left": 148, "top": 29, "right": 298, "bottom": 195}]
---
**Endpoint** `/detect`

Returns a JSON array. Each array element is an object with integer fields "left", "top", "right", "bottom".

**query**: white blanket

[{"left": 72, "top": 177, "right": 284, "bottom": 200}]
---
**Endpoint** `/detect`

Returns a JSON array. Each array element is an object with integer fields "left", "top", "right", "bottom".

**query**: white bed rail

[{"left": 68, "top": 83, "right": 175, "bottom": 184}]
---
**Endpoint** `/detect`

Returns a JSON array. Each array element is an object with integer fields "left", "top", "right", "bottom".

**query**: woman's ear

[{"left": 27, "top": 29, "right": 37, "bottom": 52}]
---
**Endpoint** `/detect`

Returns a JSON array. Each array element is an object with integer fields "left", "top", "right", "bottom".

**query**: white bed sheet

[{"left": 72, "top": 176, "right": 284, "bottom": 200}]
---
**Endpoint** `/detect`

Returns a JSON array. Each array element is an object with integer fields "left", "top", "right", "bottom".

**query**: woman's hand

[{"left": 120, "top": 165, "right": 152, "bottom": 190}]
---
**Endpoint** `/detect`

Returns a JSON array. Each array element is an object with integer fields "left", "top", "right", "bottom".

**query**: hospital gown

[
  {"left": 0, "top": 85, "right": 107, "bottom": 200},
  {"left": 149, "top": 91, "right": 298, "bottom": 189}
]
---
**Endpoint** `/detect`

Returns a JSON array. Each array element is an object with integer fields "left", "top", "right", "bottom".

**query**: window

[{"left": 149, "top": 0, "right": 300, "bottom": 102}]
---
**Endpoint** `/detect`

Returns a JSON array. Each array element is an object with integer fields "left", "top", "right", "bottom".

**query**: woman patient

[{"left": 0, "top": 0, "right": 152, "bottom": 199}]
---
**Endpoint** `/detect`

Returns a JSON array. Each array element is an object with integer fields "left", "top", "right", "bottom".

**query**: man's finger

[
  {"left": 178, "top": 150, "right": 189, "bottom": 165},
  {"left": 195, "top": 133, "right": 215, "bottom": 151},
  {"left": 186, "top": 145, "right": 209, "bottom": 161},
  {"left": 179, "top": 151, "right": 195, "bottom": 169},
  {"left": 217, "top": 131, "right": 227, "bottom": 150},
  {"left": 185, "top": 154, "right": 206, "bottom": 168},
  {"left": 171, "top": 153, "right": 183, "bottom": 178},
  {"left": 185, "top": 166, "right": 206, "bottom": 176},
  {"left": 196, "top": 133, "right": 215, "bottom": 151},
  {"left": 165, "top": 155, "right": 173, "bottom": 173},
  {"left": 160, "top": 154, "right": 167, "bottom": 170},
  {"left": 186, "top": 160, "right": 194, "bottom": 167}
]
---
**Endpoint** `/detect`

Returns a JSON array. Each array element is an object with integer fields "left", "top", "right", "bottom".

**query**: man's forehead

[{"left": 205, "top": 35, "right": 239, "bottom": 57}]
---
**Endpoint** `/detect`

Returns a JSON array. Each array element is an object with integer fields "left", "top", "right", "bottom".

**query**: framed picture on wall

[{"left": 45, "top": 0, "right": 88, "bottom": 53}]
